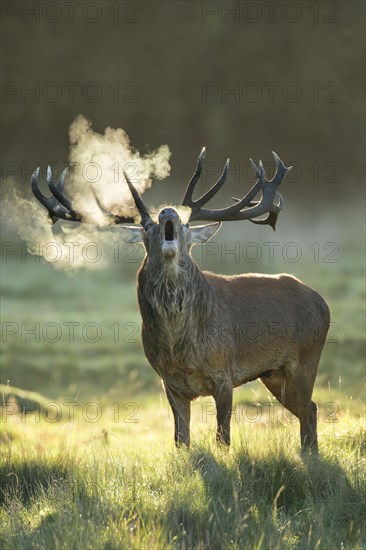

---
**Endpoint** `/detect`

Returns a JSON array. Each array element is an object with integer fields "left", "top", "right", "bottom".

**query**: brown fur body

[{"left": 137, "top": 246, "right": 330, "bottom": 453}]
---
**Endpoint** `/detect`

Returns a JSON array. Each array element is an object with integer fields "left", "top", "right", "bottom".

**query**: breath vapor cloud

[{"left": 2, "top": 115, "right": 171, "bottom": 270}]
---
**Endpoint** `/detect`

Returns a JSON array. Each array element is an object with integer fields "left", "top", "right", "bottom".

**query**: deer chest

[{"left": 140, "top": 320, "right": 228, "bottom": 399}]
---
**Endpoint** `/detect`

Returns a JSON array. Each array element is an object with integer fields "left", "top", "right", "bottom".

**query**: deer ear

[
  {"left": 118, "top": 226, "right": 144, "bottom": 243},
  {"left": 190, "top": 222, "right": 222, "bottom": 243}
]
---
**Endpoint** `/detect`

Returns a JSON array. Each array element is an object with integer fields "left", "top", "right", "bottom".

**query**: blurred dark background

[{"left": 2, "top": 0, "right": 364, "bottom": 206}]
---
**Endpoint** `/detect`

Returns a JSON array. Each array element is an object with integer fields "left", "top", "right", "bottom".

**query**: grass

[{"left": 0, "top": 404, "right": 365, "bottom": 549}]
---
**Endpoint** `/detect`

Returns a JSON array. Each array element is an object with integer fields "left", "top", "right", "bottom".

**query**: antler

[
  {"left": 31, "top": 166, "right": 136, "bottom": 225},
  {"left": 123, "top": 171, "right": 154, "bottom": 229},
  {"left": 182, "top": 149, "right": 292, "bottom": 230},
  {"left": 31, "top": 150, "right": 291, "bottom": 231}
]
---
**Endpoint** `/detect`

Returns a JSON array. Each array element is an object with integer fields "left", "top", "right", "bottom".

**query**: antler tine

[
  {"left": 248, "top": 152, "right": 290, "bottom": 229},
  {"left": 182, "top": 148, "right": 231, "bottom": 210},
  {"left": 123, "top": 170, "right": 154, "bottom": 229},
  {"left": 249, "top": 192, "right": 284, "bottom": 230},
  {"left": 218, "top": 187, "right": 283, "bottom": 233},
  {"left": 239, "top": 154, "right": 287, "bottom": 229},
  {"left": 32, "top": 167, "right": 136, "bottom": 225},
  {"left": 193, "top": 158, "right": 230, "bottom": 208},
  {"left": 185, "top": 151, "right": 291, "bottom": 229},
  {"left": 182, "top": 147, "right": 206, "bottom": 206},
  {"left": 272, "top": 151, "right": 290, "bottom": 184},
  {"left": 47, "top": 167, "right": 74, "bottom": 211},
  {"left": 31, "top": 167, "right": 81, "bottom": 223}
]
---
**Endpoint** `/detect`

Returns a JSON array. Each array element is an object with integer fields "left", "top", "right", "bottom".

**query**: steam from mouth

[
  {"left": 1, "top": 115, "right": 172, "bottom": 271},
  {"left": 68, "top": 115, "right": 171, "bottom": 223}
]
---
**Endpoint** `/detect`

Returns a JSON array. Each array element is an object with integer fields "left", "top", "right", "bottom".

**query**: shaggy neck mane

[{"left": 138, "top": 252, "right": 213, "bottom": 321}]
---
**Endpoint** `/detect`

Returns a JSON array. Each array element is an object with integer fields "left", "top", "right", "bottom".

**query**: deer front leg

[
  {"left": 165, "top": 385, "right": 191, "bottom": 448},
  {"left": 213, "top": 382, "right": 233, "bottom": 446}
]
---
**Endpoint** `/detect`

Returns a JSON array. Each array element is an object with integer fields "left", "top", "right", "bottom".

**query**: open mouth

[
  {"left": 162, "top": 220, "right": 178, "bottom": 258},
  {"left": 164, "top": 221, "right": 175, "bottom": 241},
  {"left": 161, "top": 217, "right": 179, "bottom": 259}
]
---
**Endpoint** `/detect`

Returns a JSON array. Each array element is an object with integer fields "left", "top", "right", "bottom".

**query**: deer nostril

[{"left": 159, "top": 208, "right": 179, "bottom": 224}]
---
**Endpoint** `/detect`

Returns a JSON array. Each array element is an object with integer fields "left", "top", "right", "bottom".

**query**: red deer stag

[{"left": 31, "top": 149, "right": 330, "bottom": 454}]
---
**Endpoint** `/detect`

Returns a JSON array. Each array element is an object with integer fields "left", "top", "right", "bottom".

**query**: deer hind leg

[
  {"left": 165, "top": 385, "right": 191, "bottom": 448},
  {"left": 260, "top": 358, "right": 319, "bottom": 455}
]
